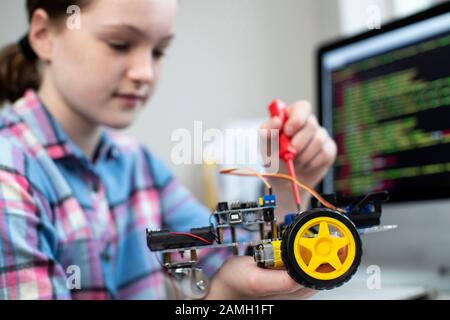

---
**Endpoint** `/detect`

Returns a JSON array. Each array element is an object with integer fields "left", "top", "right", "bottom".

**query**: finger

[
  {"left": 303, "top": 140, "right": 337, "bottom": 171},
  {"left": 290, "top": 116, "right": 319, "bottom": 155},
  {"left": 260, "top": 287, "right": 317, "bottom": 300},
  {"left": 260, "top": 117, "right": 283, "bottom": 139},
  {"left": 264, "top": 116, "right": 283, "bottom": 131},
  {"left": 248, "top": 268, "right": 303, "bottom": 296},
  {"left": 284, "top": 101, "right": 312, "bottom": 137},
  {"left": 297, "top": 128, "right": 328, "bottom": 168}
]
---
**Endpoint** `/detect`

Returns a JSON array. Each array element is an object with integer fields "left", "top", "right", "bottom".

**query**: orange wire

[
  {"left": 220, "top": 168, "right": 345, "bottom": 214},
  {"left": 221, "top": 167, "right": 272, "bottom": 190}
]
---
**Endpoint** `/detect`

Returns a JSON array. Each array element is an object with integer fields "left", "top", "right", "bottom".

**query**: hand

[
  {"left": 205, "top": 248, "right": 348, "bottom": 300},
  {"left": 260, "top": 100, "right": 337, "bottom": 213},
  {"left": 205, "top": 256, "right": 316, "bottom": 300},
  {"left": 261, "top": 100, "right": 337, "bottom": 188}
]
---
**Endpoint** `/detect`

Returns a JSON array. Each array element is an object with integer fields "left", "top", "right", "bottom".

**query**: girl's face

[{"left": 47, "top": 0, "right": 178, "bottom": 129}]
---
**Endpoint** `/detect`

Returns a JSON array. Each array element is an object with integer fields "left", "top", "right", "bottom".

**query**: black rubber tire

[{"left": 281, "top": 208, "right": 362, "bottom": 290}]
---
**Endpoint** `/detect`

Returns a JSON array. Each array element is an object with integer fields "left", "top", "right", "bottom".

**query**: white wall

[
  {"left": 0, "top": 1, "right": 27, "bottom": 46},
  {"left": 339, "top": 0, "right": 444, "bottom": 36}
]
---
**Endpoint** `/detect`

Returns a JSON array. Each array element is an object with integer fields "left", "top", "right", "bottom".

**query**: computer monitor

[{"left": 318, "top": 2, "right": 450, "bottom": 203}]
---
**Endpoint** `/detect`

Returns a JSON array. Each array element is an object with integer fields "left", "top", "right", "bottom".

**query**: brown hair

[{"left": 0, "top": 0, "right": 91, "bottom": 105}]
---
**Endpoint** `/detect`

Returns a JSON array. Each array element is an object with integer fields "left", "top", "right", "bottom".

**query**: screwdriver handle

[{"left": 268, "top": 100, "right": 297, "bottom": 161}]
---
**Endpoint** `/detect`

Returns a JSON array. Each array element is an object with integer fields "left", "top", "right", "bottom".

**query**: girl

[{"left": 0, "top": 0, "right": 337, "bottom": 300}]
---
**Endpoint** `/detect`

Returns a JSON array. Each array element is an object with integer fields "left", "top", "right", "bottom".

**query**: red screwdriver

[{"left": 268, "top": 100, "right": 301, "bottom": 211}]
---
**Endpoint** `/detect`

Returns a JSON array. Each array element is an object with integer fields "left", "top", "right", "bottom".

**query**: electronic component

[
  {"left": 213, "top": 197, "right": 276, "bottom": 226},
  {"left": 311, "top": 191, "right": 389, "bottom": 228},
  {"left": 217, "top": 202, "right": 229, "bottom": 212},
  {"left": 147, "top": 226, "right": 216, "bottom": 251},
  {"left": 253, "top": 241, "right": 283, "bottom": 268},
  {"left": 258, "top": 195, "right": 276, "bottom": 222},
  {"left": 261, "top": 195, "right": 276, "bottom": 206},
  {"left": 229, "top": 212, "right": 242, "bottom": 224}
]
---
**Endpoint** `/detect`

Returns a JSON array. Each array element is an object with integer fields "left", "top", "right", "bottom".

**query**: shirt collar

[{"left": 13, "top": 89, "right": 120, "bottom": 163}]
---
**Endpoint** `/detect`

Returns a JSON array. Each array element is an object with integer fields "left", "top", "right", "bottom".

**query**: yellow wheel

[{"left": 281, "top": 209, "right": 362, "bottom": 290}]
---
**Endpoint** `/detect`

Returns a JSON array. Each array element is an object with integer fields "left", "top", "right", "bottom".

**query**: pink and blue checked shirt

[{"left": 0, "top": 90, "right": 228, "bottom": 300}]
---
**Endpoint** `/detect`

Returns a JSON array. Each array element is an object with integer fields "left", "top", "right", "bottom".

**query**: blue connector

[
  {"left": 284, "top": 213, "right": 297, "bottom": 225},
  {"left": 262, "top": 194, "right": 276, "bottom": 207}
]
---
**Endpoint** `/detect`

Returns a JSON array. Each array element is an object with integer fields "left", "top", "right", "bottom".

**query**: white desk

[{"left": 308, "top": 265, "right": 449, "bottom": 300}]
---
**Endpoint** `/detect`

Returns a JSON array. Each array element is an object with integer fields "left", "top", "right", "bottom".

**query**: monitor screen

[{"left": 318, "top": 3, "right": 450, "bottom": 203}]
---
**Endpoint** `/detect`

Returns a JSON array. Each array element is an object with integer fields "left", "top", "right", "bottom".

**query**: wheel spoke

[
  {"left": 307, "top": 256, "right": 323, "bottom": 272},
  {"left": 328, "top": 254, "right": 343, "bottom": 270},
  {"left": 333, "top": 237, "right": 350, "bottom": 250},
  {"left": 318, "top": 222, "right": 330, "bottom": 238},
  {"left": 298, "top": 237, "right": 316, "bottom": 252}
]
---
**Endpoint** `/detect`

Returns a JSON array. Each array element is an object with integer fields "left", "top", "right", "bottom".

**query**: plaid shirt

[{"left": 0, "top": 90, "right": 228, "bottom": 300}]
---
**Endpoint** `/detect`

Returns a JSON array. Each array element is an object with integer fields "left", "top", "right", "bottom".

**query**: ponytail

[{"left": 0, "top": 39, "right": 40, "bottom": 106}]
